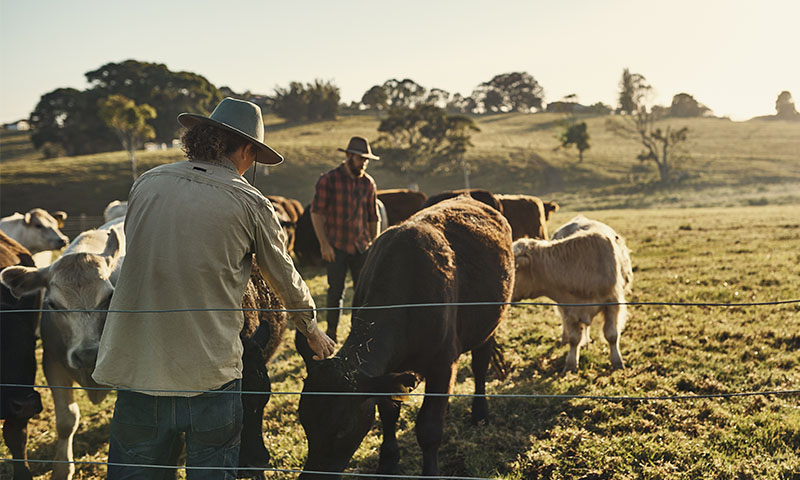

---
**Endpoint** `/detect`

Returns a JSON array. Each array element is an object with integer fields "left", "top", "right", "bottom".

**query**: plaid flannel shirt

[{"left": 310, "top": 163, "right": 378, "bottom": 254}]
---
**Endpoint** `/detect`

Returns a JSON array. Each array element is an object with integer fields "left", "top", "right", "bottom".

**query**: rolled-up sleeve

[{"left": 252, "top": 201, "right": 318, "bottom": 336}]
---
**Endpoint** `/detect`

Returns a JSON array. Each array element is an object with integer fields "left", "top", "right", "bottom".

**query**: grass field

[{"left": 2, "top": 204, "right": 799, "bottom": 479}]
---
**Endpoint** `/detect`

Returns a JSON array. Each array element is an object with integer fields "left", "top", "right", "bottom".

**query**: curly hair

[{"left": 181, "top": 124, "right": 250, "bottom": 162}]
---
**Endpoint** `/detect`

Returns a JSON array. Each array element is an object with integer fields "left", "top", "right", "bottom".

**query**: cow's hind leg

[
  {"left": 416, "top": 362, "right": 456, "bottom": 477},
  {"left": 470, "top": 338, "right": 495, "bottom": 425},
  {"left": 3, "top": 416, "right": 33, "bottom": 480},
  {"left": 603, "top": 304, "right": 625, "bottom": 370},
  {"left": 376, "top": 398, "right": 401, "bottom": 474}
]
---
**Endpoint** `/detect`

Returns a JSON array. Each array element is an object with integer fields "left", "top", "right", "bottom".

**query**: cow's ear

[
  {"left": 515, "top": 254, "right": 531, "bottom": 270},
  {"left": 362, "top": 372, "right": 420, "bottom": 402},
  {"left": 0, "top": 265, "right": 49, "bottom": 299},
  {"left": 544, "top": 201, "right": 559, "bottom": 220},
  {"left": 101, "top": 229, "right": 122, "bottom": 268},
  {"left": 52, "top": 211, "right": 68, "bottom": 228},
  {"left": 294, "top": 329, "right": 318, "bottom": 370},
  {"left": 23, "top": 212, "right": 32, "bottom": 224}
]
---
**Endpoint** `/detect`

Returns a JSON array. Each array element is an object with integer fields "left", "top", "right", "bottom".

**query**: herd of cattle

[{"left": 0, "top": 187, "right": 633, "bottom": 480}]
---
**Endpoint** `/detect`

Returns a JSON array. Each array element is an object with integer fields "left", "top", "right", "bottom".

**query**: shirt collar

[{"left": 189, "top": 157, "right": 241, "bottom": 175}]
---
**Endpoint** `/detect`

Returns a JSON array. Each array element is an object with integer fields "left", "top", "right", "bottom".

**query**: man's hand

[
  {"left": 319, "top": 242, "right": 336, "bottom": 263},
  {"left": 307, "top": 326, "right": 336, "bottom": 360}
]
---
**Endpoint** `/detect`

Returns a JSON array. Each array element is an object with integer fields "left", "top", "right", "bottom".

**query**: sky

[{"left": 1, "top": 0, "right": 798, "bottom": 124}]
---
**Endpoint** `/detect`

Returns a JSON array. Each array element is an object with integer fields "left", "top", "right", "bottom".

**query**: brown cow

[
  {"left": 376, "top": 189, "right": 428, "bottom": 226},
  {"left": 265, "top": 195, "right": 305, "bottom": 256},
  {"left": 496, "top": 194, "right": 560, "bottom": 240},
  {"left": 421, "top": 188, "right": 503, "bottom": 214},
  {"left": 296, "top": 197, "right": 514, "bottom": 478}
]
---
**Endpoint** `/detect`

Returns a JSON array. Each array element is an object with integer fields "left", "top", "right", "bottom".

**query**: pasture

[
  {"left": 2, "top": 204, "right": 798, "bottom": 479},
  {"left": 2, "top": 114, "right": 800, "bottom": 218}
]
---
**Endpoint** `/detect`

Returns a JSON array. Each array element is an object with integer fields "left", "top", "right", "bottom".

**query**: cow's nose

[
  {"left": 69, "top": 348, "right": 98, "bottom": 370},
  {"left": 57, "top": 237, "right": 68, "bottom": 248}
]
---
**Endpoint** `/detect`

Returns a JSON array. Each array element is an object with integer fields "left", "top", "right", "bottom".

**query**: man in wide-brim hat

[
  {"left": 94, "top": 97, "right": 335, "bottom": 479},
  {"left": 309, "top": 135, "right": 380, "bottom": 342}
]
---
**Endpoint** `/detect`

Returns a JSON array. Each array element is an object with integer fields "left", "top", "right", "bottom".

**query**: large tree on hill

[
  {"left": 98, "top": 94, "right": 157, "bottom": 181},
  {"left": 775, "top": 91, "right": 799, "bottom": 119},
  {"left": 617, "top": 68, "right": 651, "bottom": 115},
  {"left": 669, "top": 93, "right": 711, "bottom": 117},
  {"left": 470, "top": 72, "right": 544, "bottom": 113},
  {"left": 29, "top": 88, "right": 118, "bottom": 156},
  {"left": 86, "top": 60, "right": 222, "bottom": 143},
  {"left": 375, "top": 105, "right": 480, "bottom": 186}
]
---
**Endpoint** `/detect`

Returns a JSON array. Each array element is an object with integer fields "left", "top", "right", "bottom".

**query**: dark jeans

[
  {"left": 108, "top": 379, "right": 242, "bottom": 480},
  {"left": 325, "top": 247, "right": 366, "bottom": 340}
]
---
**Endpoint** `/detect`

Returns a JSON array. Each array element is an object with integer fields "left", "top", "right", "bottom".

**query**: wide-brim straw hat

[
  {"left": 337, "top": 135, "right": 380, "bottom": 160},
  {"left": 177, "top": 97, "right": 283, "bottom": 165}
]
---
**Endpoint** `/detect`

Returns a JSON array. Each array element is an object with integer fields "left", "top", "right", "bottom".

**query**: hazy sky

[{"left": 1, "top": 0, "right": 798, "bottom": 124}]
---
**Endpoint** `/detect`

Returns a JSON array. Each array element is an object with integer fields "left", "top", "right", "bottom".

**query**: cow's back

[
  {"left": 377, "top": 189, "right": 428, "bottom": 226},
  {"left": 348, "top": 198, "right": 513, "bottom": 372}
]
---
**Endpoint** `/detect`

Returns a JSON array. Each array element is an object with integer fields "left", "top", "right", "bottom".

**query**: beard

[{"left": 346, "top": 158, "right": 366, "bottom": 177}]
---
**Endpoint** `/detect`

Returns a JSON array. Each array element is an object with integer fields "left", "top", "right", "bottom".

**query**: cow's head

[
  {"left": 19, "top": 208, "right": 69, "bottom": 254},
  {"left": 511, "top": 239, "right": 538, "bottom": 302},
  {"left": 298, "top": 357, "right": 418, "bottom": 479},
  {"left": 0, "top": 229, "right": 122, "bottom": 371}
]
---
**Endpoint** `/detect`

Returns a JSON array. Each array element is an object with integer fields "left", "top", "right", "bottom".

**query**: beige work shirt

[{"left": 93, "top": 158, "right": 317, "bottom": 396}]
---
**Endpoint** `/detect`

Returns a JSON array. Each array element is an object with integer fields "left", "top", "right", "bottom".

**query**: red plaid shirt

[{"left": 310, "top": 163, "right": 378, "bottom": 254}]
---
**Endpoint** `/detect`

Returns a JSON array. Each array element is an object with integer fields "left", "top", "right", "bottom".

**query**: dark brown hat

[{"left": 337, "top": 136, "right": 379, "bottom": 160}]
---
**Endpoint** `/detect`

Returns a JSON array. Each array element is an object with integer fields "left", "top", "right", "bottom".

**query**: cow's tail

[{"left": 488, "top": 336, "right": 511, "bottom": 381}]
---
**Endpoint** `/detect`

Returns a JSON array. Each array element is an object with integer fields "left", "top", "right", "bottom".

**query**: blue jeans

[
  {"left": 108, "top": 379, "right": 242, "bottom": 480},
  {"left": 325, "top": 247, "right": 366, "bottom": 340}
]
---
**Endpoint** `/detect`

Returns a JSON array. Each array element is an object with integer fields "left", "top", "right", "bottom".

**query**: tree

[
  {"left": 775, "top": 91, "right": 799, "bottom": 119},
  {"left": 98, "top": 95, "right": 157, "bottom": 180},
  {"left": 559, "top": 122, "right": 590, "bottom": 162},
  {"left": 376, "top": 105, "right": 480, "bottom": 185},
  {"left": 608, "top": 107, "right": 690, "bottom": 184},
  {"left": 381, "top": 78, "right": 427, "bottom": 109},
  {"left": 617, "top": 68, "right": 651, "bottom": 115},
  {"left": 86, "top": 60, "right": 222, "bottom": 143},
  {"left": 272, "top": 80, "right": 340, "bottom": 122},
  {"left": 669, "top": 93, "right": 711, "bottom": 117},
  {"left": 361, "top": 85, "right": 389, "bottom": 111},
  {"left": 470, "top": 72, "right": 544, "bottom": 113},
  {"left": 29, "top": 87, "right": 118, "bottom": 156}
]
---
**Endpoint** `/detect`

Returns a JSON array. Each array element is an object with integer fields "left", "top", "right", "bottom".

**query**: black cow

[
  {"left": 296, "top": 197, "right": 514, "bottom": 478},
  {"left": 292, "top": 204, "right": 322, "bottom": 267},
  {"left": 1, "top": 231, "right": 43, "bottom": 480}
]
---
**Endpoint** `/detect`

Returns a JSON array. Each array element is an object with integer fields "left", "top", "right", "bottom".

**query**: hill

[{"left": 2, "top": 113, "right": 799, "bottom": 220}]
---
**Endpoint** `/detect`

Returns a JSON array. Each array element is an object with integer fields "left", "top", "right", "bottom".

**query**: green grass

[{"left": 2, "top": 205, "right": 799, "bottom": 479}]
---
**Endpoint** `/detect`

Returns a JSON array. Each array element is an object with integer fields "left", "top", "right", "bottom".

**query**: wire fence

[{"left": 3, "top": 298, "right": 799, "bottom": 478}]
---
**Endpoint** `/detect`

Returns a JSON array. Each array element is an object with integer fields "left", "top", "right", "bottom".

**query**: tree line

[{"left": 27, "top": 60, "right": 798, "bottom": 186}]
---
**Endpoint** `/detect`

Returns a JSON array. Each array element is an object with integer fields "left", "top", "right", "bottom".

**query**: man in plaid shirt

[{"left": 310, "top": 136, "right": 380, "bottom": 341}]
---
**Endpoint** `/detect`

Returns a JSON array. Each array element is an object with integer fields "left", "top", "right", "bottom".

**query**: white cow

[
  {"left": 0, "top": 217, "right": 125, "bottom": 480},
  {"left": 0, "top": 208, "right": 69, "bottom": 254},
  {"left": 512, "top": 215, "right": 633, "bottom": 372},
  {"left": 102, "top": 200, "right": 128, "bottom": 224}
]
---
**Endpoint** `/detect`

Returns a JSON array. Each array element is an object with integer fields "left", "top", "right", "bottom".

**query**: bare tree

[{"left": 608, "top": 107, "right": 690, "bottom": 184}]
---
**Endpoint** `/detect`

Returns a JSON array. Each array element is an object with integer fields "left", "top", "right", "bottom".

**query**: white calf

[{"left": 512, "top": 216, "right": 632, "bottom": 372}]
